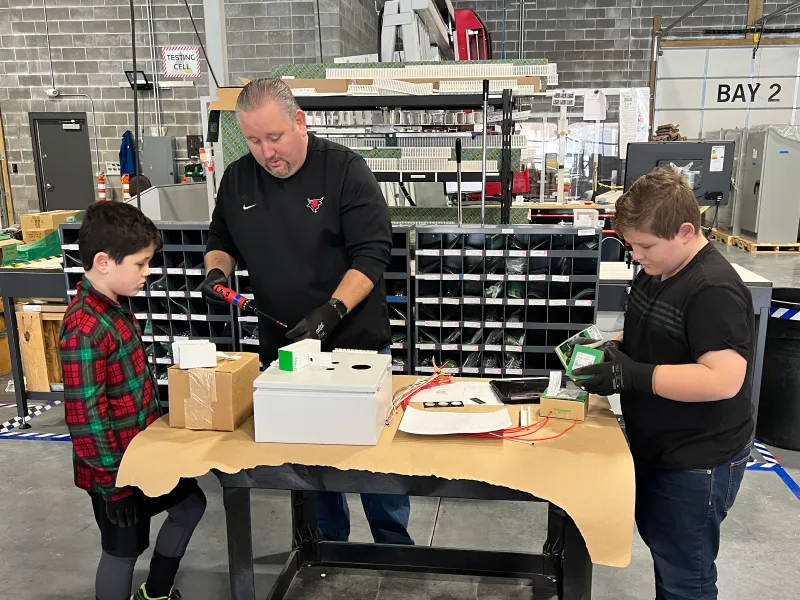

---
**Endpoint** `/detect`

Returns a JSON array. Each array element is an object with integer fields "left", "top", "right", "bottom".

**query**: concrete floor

[{"left": 1, "top": 242, "right": 800, "bottom": 599}]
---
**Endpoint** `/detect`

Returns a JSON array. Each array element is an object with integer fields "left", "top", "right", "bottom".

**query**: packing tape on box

[{"left": 186, "top": 369, "right": 217, "bottom": 429}]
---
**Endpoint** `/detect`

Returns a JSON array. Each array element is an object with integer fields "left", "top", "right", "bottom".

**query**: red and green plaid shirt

[{"left": 60, "top": 278, "right": 161, "bottom": 500}]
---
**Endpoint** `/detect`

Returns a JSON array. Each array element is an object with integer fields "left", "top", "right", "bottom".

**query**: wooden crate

[
  {"left": 732, "top": 236, "right": 800, "bottom": 253},
  {"left": 702, "top": 227, "right": 735, "bottom": 246},
  {"left": 15, "top": 308, "right": 66, "bottom": 392}
]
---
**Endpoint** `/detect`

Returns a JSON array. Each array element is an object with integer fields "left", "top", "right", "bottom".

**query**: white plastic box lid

[{"left": 254, "top": 352, "right": 391, "bottom": 394}]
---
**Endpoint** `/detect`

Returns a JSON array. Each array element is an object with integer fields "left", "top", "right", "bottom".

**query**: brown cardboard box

[
  {"left": 540, "top": 396, "right": 588, "bottom": 421},
  {"left": 23, "top": 228, "right": 54, "bottom": 244},
  {"left": 168, "top": 352, "right": 260, "bottom": 431},
  {"left": 19, "top": 210, "right": 79, "bottom": 231}
]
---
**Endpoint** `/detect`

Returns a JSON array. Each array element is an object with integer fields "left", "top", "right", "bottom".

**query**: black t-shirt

[
  {"left": 621, "top": 243, "right": 754, "bottom": 470},
  {"left": 206, "top": 134, "right": 392, "bottom": 363}
]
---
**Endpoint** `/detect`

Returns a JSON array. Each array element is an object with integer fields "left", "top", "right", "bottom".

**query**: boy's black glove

[
  {"left": 572, "top": 347, "right": 656, "bottom": 396},
  {"left": 286, "top": 302, "right": 342, "bottom": 343},
  {"left": 105, "top": 493, "right": 142, "bottom": 528},
  {"left": 198, "top": 268, "right": 229, "bottom": 310}
]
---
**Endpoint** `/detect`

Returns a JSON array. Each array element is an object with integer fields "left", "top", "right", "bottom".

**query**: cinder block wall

[
  {"left": 0, "top": 0, "right": 210, "bottom": 218},
  {"left": 224, "top": 0, "right": 380, "bottom": 83},
  {"left": 450, "top": 0, "right": 753, "bottom": 88}
]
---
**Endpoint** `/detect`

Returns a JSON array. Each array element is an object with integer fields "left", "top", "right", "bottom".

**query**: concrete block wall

[
  {"left": 451, "top": 0, "right": 751, "bottom": 88},
  {"left": 224, "top": 0, "right": 380, "bottom": 84},
  {"left": 0, "top": 0, "right": 209, "bottom": 219}
]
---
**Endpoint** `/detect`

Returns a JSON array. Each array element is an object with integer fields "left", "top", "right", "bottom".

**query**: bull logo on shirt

[{"left": 307, "top": 197, "right": 324, "bottom": 213}]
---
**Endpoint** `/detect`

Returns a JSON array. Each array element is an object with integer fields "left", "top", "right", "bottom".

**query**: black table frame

[
  {"left": 215, "top": 464, "right": 593, "bottom": 600},
  {"left": 0, "top": 268, "right": 67, "bottom": 425}
]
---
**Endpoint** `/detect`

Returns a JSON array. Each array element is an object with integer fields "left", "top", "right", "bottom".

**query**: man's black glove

[
  {"left": 105, "top": 492, "right": 142, "bottom": 528},
  {"left": 198, "top": 268, "right": 229, "bottom": 310},
  {"left": 571, "top": 347, "right": 656, "bottom": 396},
  {"left": 597, "top": 339, "right": 622, "bottom": 357},
  {"left": 286, "top": 302, "right": 342, "bottom": 343}
]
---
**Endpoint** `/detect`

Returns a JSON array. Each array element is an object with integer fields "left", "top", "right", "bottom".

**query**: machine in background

[{"left": 735, "top": 127, "right": 800, "bottom": 244}]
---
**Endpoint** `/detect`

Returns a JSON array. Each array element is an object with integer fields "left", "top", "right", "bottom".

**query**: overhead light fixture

[{"left": 124, "top": 70, "right": 152, "bottom": 91}]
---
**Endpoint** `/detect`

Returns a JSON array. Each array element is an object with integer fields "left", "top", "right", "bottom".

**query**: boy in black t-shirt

[{"left": 574, "top": 167, "right": 753, "bottom": 600}]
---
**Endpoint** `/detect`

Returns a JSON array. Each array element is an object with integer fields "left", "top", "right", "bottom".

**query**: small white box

[
  {"left": 253, "top": 352, "right": 392, "bottom": 445},
  {"left": 172, "top": 340, "right": 217, "bottom": 369},
  {"left": 278, "top": 339, "right": 321, "bottom": 371}
]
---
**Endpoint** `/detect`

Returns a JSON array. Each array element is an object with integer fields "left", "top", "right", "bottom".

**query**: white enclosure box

[{"left": 253, "top": 352, "right": 392, "bottom": 445}]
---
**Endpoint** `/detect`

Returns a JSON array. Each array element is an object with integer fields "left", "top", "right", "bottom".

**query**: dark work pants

[{"left": 634, "top": 444, "right": 750, "bottom": 600}]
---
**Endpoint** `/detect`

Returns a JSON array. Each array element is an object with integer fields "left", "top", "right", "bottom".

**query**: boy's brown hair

[{"left": 614, "top": 166, "right": 701, "bottom": 239}]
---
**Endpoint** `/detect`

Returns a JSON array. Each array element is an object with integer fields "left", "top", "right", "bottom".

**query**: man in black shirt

[
  {"left": 574, "top": 167, "right": 753, "bottom": 600},
  {"left": 201, "top": 78, "right": 412, "bottom": 545}
]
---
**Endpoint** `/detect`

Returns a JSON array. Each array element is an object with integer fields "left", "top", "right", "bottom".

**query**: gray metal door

[
  {"left": 31, "top": 113, "right": 95, "bottom": 211},
  {"left": 737, "top": 130, "right": 766, "bottom": 236}
]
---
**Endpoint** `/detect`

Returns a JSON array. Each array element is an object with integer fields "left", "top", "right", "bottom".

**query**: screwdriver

[{"left": 213, "top": 284, "right": 288, "bottom": 328}]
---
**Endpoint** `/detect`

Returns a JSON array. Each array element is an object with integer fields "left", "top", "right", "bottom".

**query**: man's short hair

[
  {"left": 614, "top": 166, "right": 701, "bottom": 239},
  {"left": 79, "top": 202, "right": 162, "bottom": 269},
  {"left": 235, "top": 78, "right": 300, "bottom": 121}
]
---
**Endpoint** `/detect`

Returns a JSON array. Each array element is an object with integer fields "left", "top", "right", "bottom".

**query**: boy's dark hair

[
  {"left": 79, "top": 202, "right": 162, "bottom": 269},
  {"left": 614, "top": 166, "right": 701, "bottom": 239}
]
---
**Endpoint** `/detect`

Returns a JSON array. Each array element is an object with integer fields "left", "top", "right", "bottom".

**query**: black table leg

[
  {"left": 4, "top": 296, "right": 30, "bottom": 428},
  {"left": 223, "top": 486, "right": 255, "bottom": 600},
  {"left": 544, "top": 504, "right": 592, "bottom": 600},
  {"left": 290, "top": 490, "right": 320, "bottom": 562}
]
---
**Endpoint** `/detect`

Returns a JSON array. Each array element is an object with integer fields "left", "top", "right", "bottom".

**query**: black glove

[
  {"left": 571, "top": 347, "right": 656, "bottom": 396},
  {"left": 105, "top": 492, "right": 142, "bottom": 528},
  {"left": 198, "top": 268, "right": 229, "bottom": 310},
  {"left": 286, "top": 302, "right": 342, "bottom": 343},
  {"left": 597, "top": 339, "right": 622, "bottom": 358}
]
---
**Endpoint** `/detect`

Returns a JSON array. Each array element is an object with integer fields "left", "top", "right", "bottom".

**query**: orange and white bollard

[
  {"left": 181, "top": 174, "right": 188, "bottom": 184},
  {"left": 122, "top": 174, "right": 131, "bottom": 202},
  {"left": 97, "top": 172, "right": 106, "bottom": 201}
]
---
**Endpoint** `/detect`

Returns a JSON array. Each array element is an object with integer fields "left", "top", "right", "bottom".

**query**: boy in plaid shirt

[{"left": 60, "top": 203, "right": 206, "bottom": 600}]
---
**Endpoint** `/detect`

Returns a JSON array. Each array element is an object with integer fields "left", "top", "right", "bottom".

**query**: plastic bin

[{"left": 757, "top": 288, "right": 800, "bottom": 450}]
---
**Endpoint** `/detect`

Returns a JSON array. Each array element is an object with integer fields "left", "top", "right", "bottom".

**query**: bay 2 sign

[{"left": 715, "top": 80, "right": 790, "bottom": 107}]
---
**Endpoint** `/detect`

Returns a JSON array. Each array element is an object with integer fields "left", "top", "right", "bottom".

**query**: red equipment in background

[
  {"left": 482, "top": 169, "right": 531, "bottom": 198},
  {"left": 454, "top": 9, "right": 492, "bottom": 60}
]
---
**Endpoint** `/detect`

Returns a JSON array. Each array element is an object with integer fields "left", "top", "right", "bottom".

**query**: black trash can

[{"left": 757, "top": 288, "right": 800, "bottom": 450}]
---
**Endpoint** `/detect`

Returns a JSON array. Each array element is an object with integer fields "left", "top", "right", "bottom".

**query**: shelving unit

[
  {"left": 60, "top": 223, "right": 236, "bottom": 399},
  {"left": 292, "top": 91, "right": 516, "bottom": 218},
  {"left": 412, "top": 225, "right": 601, "bottom": 377},
  {"left": 233, "top": 264, "right": 257, "bottom": 351},
  {"left": 387, "top": 226, "right": 412, "bottom": 374}
]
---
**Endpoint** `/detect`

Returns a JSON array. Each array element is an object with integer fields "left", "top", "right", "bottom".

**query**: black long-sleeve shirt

[{"left": 206, "top": 134, "right": 392, "bottom": 362}]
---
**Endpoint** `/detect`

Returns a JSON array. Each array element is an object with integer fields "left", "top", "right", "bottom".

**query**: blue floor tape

[
  {"left": 0, "top": 431, "right": 71, "bottom": 442},
  {"left": 774, "top": 465, "right": 800, "bottom": 501}
]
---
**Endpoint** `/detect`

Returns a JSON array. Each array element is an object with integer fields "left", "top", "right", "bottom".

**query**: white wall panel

[
  {"left": 754, "top": 47, "right": 800, "bottom": 78},
  {"left": 706, "top": 48, "right": 753, "bottom": 78},
  {"left": 700, "top": 110, "right": 746, "bottom": 135},
  {"left": 747, "top": 109, "right": 795, "bottom": 127},
  {"left": 658, "top": 48, "right": 708, "bottom": 79},
  {"left": 656, "top": 79, "right": 705, "bottom": 110}
]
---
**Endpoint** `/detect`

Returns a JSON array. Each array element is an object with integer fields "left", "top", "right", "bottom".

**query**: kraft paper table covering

[{"left": 117, "top": 375, "right": 635, "bottom": 568}]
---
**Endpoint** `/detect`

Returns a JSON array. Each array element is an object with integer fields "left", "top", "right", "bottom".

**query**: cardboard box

[
  {"left": 168, "top": 352, "right": 260, "bottom": 431},
  {"left": 23, "top": 228, "right": 53, "bottom": 244},
  {"left": 540, "top": 395, "right": 588, "bottom": 421},
  {"left": 19, "top": 210, "right": 79, "bottom": 232}
]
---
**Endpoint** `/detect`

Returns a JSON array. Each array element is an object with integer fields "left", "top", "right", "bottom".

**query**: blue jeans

[
  {"left": 316, "top": 346, "right": 413, "bottom": 545},
  {"left": 316, "top": 491, "right": 413, "bottom": 545},
  {"left": 634, "top": 444, "right": 750, "bottom": 600}
]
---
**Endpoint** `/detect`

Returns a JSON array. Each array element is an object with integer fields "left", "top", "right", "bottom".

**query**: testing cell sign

[{"left": 161, "top": 46, "right": 201, "bottom": 78}]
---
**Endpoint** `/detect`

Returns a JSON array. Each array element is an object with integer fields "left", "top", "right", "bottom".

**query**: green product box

[
  {"left": 566, "top": 345, "right": 604, "bottom": 380},
  {"left": 554, "top": 325, "right": 605, "bottom": 379}
]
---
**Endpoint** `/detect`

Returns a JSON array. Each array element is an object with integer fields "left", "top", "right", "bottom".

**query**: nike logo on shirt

[{"left": 243, "top": 204, "right": 256, "bottom": 210}]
